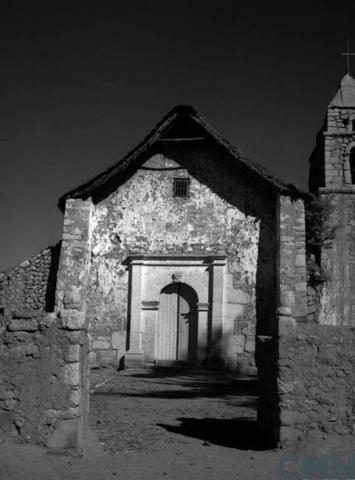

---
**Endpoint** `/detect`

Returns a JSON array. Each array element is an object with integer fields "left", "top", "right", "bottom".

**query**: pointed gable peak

[
  {"left": 58, "top": 105, "right": 305, "bottom": 209},
  {"left": 329, "top": 73, "right": 355, "bottom": 108},
  {"left": 168, "top": 104, "right": 197, "bottom": 116},
  {"left": 340, "top": 73, "right": 355, "bottom": 86}
]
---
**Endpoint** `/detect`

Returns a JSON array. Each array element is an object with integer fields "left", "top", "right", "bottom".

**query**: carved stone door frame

[{"left": 124, "top": 254, "right": 226, "bottom": 368}]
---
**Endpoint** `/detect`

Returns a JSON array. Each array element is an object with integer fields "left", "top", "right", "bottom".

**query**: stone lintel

[{"left": 123, "top": 254, "right": 227, "bottom": 267}]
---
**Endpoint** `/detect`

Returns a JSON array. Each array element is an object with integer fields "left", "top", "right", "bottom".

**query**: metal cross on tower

[{"left": 342, "top": 37, "right": 355, "bottom": 74}]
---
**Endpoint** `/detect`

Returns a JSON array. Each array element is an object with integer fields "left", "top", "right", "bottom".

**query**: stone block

[
  {"left": 8, "top": 319, "right": 38, "bottom": 332},
  {"left": 279, "top": 291, "right": 295, "bottom": 308},
  {"left": 64, "top": 344, "right": 80, "bottom": 363},
  {"left": 88, "top": 351, "right": 98, "bottom": 369},
  {"left": 124, "top": 350, "right": 144, "bottom": 369},
  {"left": 69, "top": 389, "right": 80, "bottom": 407},
  {"left": 277, "top": 306, "right": 292, "bottom": 316},
  {"left": 244, "top": 336, "right": 255, "bottom": 353},
  {"left": 62, "top": 233, "right": 81, "bottom": 241},
  {"left": 0, "top": 412, "right": 15, "bottom": 433},
  {"left": 60, "top": 310, "right": 86, "bottom": 330},
  {"left": 64, "top": 407, "right": 80, "bottom": 419},
  {"left": 62, "top": 363, "right": 80, "bottom": 387}
]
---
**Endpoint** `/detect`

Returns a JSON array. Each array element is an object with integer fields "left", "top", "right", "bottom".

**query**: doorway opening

[{"left": 156, "top": 282, "right": 198, "bottom": 364}]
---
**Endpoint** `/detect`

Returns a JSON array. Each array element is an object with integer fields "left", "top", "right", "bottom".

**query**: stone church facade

[{"left": 1, "top": 74, "right": 355, "bottom": 372}]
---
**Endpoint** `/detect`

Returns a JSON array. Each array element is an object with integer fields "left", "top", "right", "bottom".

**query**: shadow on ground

[
  {"left": 89, "top": 368, "right": 267, "bottom": 453},
  {"left": 93, "top": 369, "right": 258, "bottom": 401},
  {"left": 158, "top": 417, "right": 271, "bottom": 450}
]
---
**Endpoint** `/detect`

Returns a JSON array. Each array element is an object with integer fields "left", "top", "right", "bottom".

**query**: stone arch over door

[{"left": 156, "top": 282, "right": 198, "bottom": 363}]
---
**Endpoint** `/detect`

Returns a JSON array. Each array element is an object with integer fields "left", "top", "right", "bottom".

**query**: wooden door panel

[
  {"left": 156, "top": 284, "right": 178, "bottom": 361},
  {"left": 178, "top": 294, "right": 189, "bottom": 361},
  {"left": 156, "top": 282, "right": 198, "bottom": 363}
]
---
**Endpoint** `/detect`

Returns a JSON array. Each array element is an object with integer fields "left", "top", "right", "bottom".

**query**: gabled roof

[
  {"left": 58, "top": 105, "right": 304, "bottom": 210},
  {"left": 329, "top": 73, "right": 355, "bottom": 108}
]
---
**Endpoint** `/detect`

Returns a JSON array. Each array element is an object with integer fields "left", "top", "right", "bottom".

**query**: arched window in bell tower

[{"left": 350, "top": 147, "right": 355, "bottom": 184}]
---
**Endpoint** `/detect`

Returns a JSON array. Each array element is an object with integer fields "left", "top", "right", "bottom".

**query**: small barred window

[{"left": 173, "top": 178, "right": 190, "bottom": 198}]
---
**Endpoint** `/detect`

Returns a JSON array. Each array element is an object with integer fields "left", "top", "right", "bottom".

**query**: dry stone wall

[
  {"left": 0, "top": 309, "right": 89, "bottom": 451},
  {"left": 0, "top": 243, "right": 60, "bottom": 313}
]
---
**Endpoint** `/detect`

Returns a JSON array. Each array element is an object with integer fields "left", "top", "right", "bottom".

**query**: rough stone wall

[
  {"left": 257, "top": 319, "right": 355, "bottom": 447},
  {"left": 278, "top": 196, "right": 307, "bottom": 320},
  {"left": 88, "top": 144, "right": 278, "bottom": 369},
  {"left": 0, "top": 243, "right": 60, "bottom": 313},
  {"left": 55, "top": 199, "right": 94, "bottom": 312},
  {"left": 308, "top": 105, "right": 355, "bottom": 325},
  {"left": 324, "top": 108, "right": 355, "bottom": 187},
  {"left": 319, "top": 192, "right": 355, "bottom": 325},
  {"left": 0, "top": 309, "right": 88, "bottom": 451},
  {"left": 278, "top": 323, "right": 355, "bottom": 446}
]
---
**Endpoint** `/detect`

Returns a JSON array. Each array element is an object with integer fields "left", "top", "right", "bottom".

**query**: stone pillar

[
  {"left": 54, "top": 197, "right": 94, "bottom": 452},
  {"left": 256, "top": 291, "right": 297, "bottom": 448},
  {"left": 197, "top": 302, "right": 209, "bottom": 362},
  {"left": 207, "top": 257, "right": 226, "bottom": 366},
  {"left": 141, "top": 301, "right": 159, "bottom": 363},
  {"left": 277, "top": 293, "right": 299, "bottom": 446},
  {"left": 56, "top": 198, "right": 94, "bottom": 310},
  {"left": 125, "top": 260, "right": 144, "bottom": 368},
  {"left": 278, "top": 195, "right": 307, "bottom": 322}
]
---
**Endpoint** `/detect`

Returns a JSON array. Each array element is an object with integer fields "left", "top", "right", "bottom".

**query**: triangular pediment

[{"left": 58, "top": 105, "right": 303, "bottom": 210}]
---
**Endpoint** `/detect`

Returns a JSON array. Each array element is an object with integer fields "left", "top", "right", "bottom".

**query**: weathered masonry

[
  {"left": 54, "top": 106, "right": 307, "bottom": 371},
  {"left": 309, "top": 73, "right": 355, "bottom": 325}
]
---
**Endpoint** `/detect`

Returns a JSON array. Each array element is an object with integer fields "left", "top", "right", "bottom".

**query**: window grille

[{"left": 173, "top": 178, "right": 190, "bottom": 198}]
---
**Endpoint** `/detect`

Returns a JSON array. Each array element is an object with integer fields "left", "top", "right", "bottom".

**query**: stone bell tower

[{"left": 309, "top": 73, "right": 355, "bottom": 325}]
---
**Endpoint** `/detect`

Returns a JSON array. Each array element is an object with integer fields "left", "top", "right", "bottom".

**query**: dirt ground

[{"left": 0, "top": 368, "right": 354, "bottom": 480}]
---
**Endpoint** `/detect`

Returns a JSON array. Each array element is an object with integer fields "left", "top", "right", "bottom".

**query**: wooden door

[{"left": 156, "top": 283, "right": 198, "bottom": 362}]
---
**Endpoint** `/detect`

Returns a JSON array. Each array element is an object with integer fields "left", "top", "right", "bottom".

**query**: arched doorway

[{"left": 156, "top": 282, "right": 198, "bottom": 364}]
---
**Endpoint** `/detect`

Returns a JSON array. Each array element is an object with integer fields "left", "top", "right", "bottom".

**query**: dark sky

[{"left": 0, "top": 1, "right": 354, "bottom": 270}]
